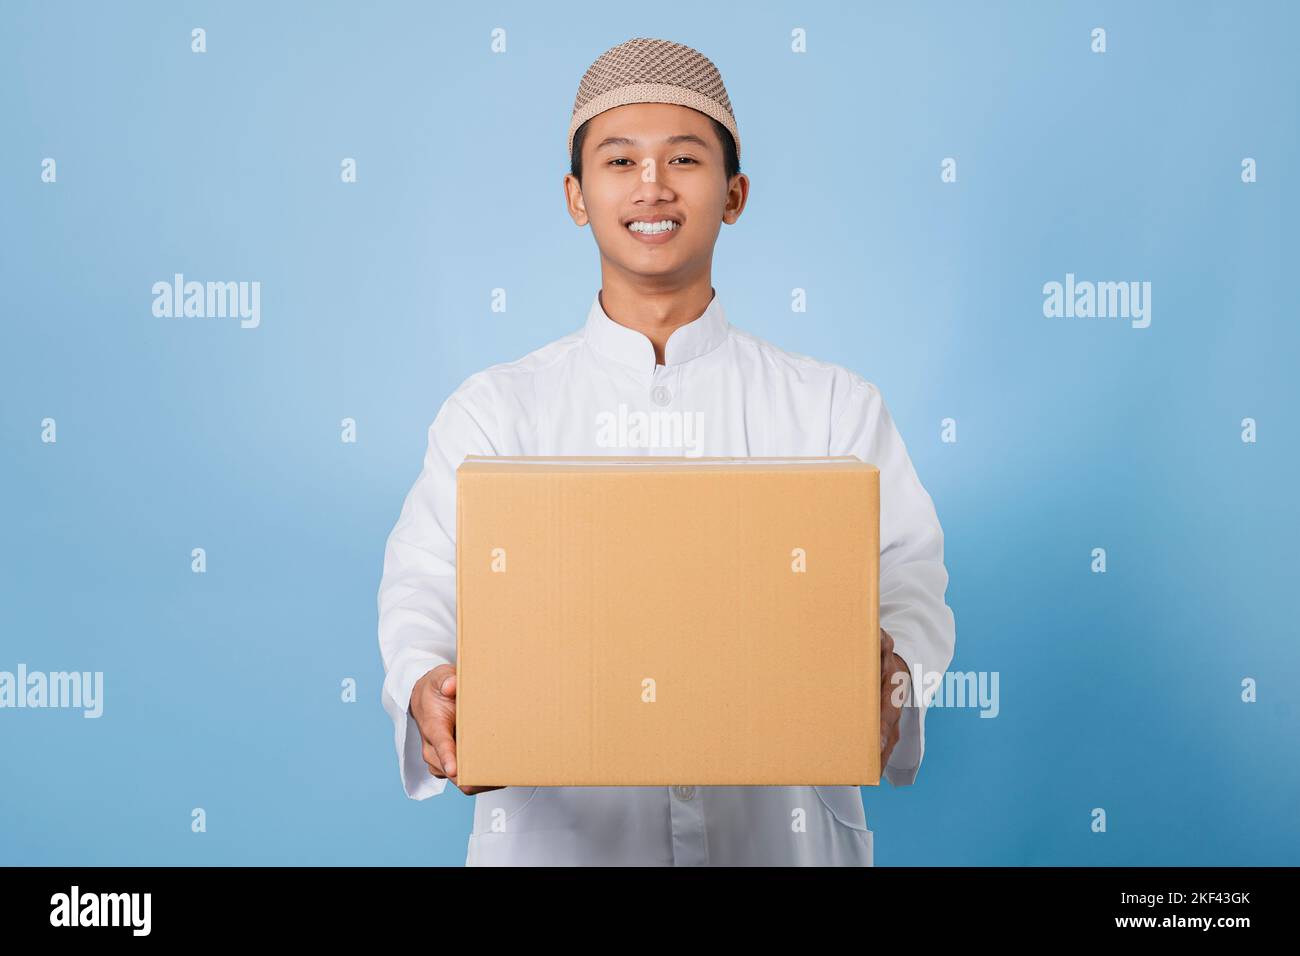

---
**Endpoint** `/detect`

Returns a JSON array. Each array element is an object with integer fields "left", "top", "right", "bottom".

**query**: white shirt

[{"left": 377, "top": 289, "right": 956, "bottom": 866}]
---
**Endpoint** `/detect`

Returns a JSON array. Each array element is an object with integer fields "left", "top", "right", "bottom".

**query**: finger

[
  {"left": 421, "top": 717, "right": 455, "bottom": 777},
  {"left": 426, "top": 664, "right": 456, "bottom": 699},
  {"left": 410, "top": 665, "right": 455, "bottom": 727},
  {"left": 879, "top": 629, "right": 894, "bottom": 659},
  {"left": 422, "top": 743, "right": 446, "bottom": 778},
  {"left": 882, "top": 668, "right": 910, "bottom": 710},
  {"left": 881, "top": 718, "right": 901, "bottom": 761},
  {"left": 433, "top": 731, "right": 458, "bottom": 779},
  {"left": 419, "top": 710, "right": 459, "bottom": 779},
  {"left": 879, "top": 717, "right": 900, "bottom": 749},
  {"left": 880, "top": 708, "right": 900, "bottom": 736}
]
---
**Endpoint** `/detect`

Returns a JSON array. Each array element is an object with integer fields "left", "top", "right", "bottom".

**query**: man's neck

[{"left": 597, "top": 274, "right": 715, "bottom": 366}]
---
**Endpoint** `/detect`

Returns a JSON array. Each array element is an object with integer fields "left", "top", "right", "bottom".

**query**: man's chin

[{"left": 607, "top": 249, "right": 692, "bottom": 279}]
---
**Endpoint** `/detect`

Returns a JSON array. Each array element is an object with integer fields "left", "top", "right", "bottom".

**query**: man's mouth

[{"left": 625, "top": 218, "right": 681, "bottom": 244}]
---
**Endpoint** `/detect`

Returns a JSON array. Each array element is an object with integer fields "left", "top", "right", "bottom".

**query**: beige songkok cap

[{"left": 568, "top": 37, "right": 740, "bottom": 163}]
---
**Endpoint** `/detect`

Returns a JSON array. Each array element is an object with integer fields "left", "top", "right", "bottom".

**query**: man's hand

[
  {"left": 410, "top": 663, "right": 503, "bottom": 795},
  {"left": 880, "top": 628, "right": 911, "bottom": 768}
]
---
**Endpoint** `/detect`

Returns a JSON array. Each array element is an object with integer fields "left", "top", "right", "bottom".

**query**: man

[{"left": 377, "top": 37, "right": 956, "bottom": 866}]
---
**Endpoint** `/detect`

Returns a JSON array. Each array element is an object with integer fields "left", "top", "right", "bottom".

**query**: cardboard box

[{"left": 455, "top": 455, "right": 880, "bottom": 787}]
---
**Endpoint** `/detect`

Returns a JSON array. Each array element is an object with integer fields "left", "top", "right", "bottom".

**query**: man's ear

[
  {"left": 721, "top": 172, "right": 750, "bottom": 225},
  {"left": 564, "top": 173, "right": 589, "bottom": 226}
]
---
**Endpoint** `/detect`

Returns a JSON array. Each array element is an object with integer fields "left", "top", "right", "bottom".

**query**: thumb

[{"left": 438, "top": 673, "right": 457, "bottom": 698}]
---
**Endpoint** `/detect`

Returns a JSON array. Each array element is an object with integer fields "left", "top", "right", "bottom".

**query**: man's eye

[
  {"left": 608, "top": 158, "right": 634, "bottom": 166},
  {"left": 670, "top": 157, "right": 698, "bottom": 164}
]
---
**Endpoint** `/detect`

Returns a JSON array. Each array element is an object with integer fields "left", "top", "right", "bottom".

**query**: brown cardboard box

[{"left": 455, "top": 455, "right": 880, "bottom": 787}]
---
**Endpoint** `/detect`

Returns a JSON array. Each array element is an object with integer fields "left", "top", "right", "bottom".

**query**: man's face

[{"left": 565, "top": 102, "right": 746, "bottom": 281}]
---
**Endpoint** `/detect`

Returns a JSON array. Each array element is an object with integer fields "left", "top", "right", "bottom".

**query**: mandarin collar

[{"left": 583, "top": 289, "right": 730, "bottom": 372}]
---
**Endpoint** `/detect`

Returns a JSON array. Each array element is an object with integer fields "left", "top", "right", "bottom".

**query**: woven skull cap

[{"left": 568, "top": 37, "right": 740, "bottom": 165}]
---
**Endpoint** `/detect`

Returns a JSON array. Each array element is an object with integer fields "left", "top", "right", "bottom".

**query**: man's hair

[{"left": 570, "top": 114, "right": 740, "bottom": 184}]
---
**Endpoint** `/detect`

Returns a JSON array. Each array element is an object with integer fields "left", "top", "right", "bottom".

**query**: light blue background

[{"left": 2, "top": 0, "right": 1296, "bottom": 865}]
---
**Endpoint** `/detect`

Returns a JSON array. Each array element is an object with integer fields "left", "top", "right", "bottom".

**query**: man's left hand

[{"left": 880, "top": 628, "right": 911, "bottom": 767}]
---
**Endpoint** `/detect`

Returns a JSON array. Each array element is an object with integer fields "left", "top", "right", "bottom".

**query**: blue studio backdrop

[{"left": 2, "top": 0, "right": 1297, "bottom": 865}]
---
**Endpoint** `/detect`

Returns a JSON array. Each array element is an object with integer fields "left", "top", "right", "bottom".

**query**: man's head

[{"left": 563, "top": 38, "right": 749, "bottom": 284}]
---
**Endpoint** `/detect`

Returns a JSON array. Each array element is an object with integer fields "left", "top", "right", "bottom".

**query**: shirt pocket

[
  {"left": 812, "top": 784, "right": 869, "bottom": 831},
  {"left": 471, "top": 785, "right": 541, "bottom": 836},
  {"left": 813, "top": 785, "right": 874, "bottom": 866}
]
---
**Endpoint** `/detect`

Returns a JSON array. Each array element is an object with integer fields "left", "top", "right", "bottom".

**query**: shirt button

[
  {"left": 673, "top": 785, "right": 695, "bottom": 800},
  {"left": 651, "top": 385, "right": 672, "bottom": 406}
]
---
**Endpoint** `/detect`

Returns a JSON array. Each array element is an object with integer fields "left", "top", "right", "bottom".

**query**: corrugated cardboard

[{"left": 455, "top": 455, "right": 880, "bottom": 787}]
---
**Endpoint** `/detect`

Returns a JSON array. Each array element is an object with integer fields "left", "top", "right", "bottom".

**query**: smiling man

[{"left": 377, "top": 37, "right": 956, "bottom": 866}]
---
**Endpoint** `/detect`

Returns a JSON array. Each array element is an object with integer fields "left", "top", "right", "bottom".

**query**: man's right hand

[{"left": 410, "top": 664, "right": 503, "bottom": 795}]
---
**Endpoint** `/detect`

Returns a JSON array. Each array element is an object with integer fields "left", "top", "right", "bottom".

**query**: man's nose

[{"left": 631, "top": 159, "right": 677, "bottom": 196}]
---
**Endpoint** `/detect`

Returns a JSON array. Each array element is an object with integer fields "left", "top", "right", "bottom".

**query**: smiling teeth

[{"left": 628, "top": 220, "right": 678, "bottom": 234}]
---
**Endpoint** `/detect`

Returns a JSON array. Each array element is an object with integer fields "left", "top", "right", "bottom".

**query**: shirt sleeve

[
  {"left": 829, "top": 376, "right": 956, "bottom": 787},
  {"left": 377, "top": 385, "right": 498, "bottom": 800}
]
